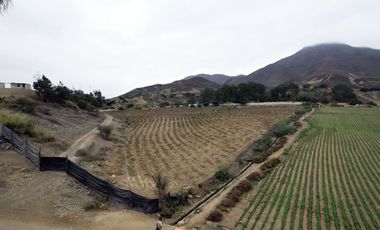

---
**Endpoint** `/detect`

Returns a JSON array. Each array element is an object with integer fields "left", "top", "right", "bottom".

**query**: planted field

[
  {"left": 236, "top": 107, "right": 380, "bottom": 230},
  {"left": 108, "top": 106, "right": 298, "bottom": 197}
]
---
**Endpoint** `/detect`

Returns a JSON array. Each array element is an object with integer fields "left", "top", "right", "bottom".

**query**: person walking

[{"left": 156, "top": 217, "right": 163, "bottom": 230}]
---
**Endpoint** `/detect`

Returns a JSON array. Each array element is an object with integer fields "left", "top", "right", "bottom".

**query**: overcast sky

[{"left": 1, "top": 0, "right": 379, "bottom": 97}]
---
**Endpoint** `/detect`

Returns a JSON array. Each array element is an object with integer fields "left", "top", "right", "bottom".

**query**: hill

[
  {"left": 184, "top": 74, "right": 243, "bottom": 85},
  {"left": 120, "top": 77, "right": 220, "bottom": 106},
  {"left": 227, "top": 43, "right": 380, "bottom": 88}
]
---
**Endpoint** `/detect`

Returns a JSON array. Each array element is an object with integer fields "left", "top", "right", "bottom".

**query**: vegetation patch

[
  {"left": 98, "top": 125, "right": 112, "bottom": 140},
  {"left": 0, "top": 112, "right": 55, "bottom": 142}
]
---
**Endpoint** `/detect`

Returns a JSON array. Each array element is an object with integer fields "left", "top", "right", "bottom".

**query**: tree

[
  {"left": 33, "top": 75, "right": 54, "bottom": 102},
  {"left": 200, "top": 88, "right": 216, "bottom": 105},
  {"left": 270, "top": 82, "right": 300, "bottom": 101},
  {"left": 332, "top": 84, "right": 359, "bottom": 104},
  {"left": 0, "top": 0, "right": 11, "bottom": 13},
  {"left": 53, "top": 82, "right": 72, "bottom": 103}
]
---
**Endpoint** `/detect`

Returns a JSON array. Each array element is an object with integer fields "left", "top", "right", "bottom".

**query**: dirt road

[{"left": 60, "top": 114, "right": 113, "bottom": 159}]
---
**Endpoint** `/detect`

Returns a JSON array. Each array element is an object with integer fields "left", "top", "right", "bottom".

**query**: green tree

[
  {"left": 270, "top": 82, "right": 300, "bottom": 101},
  {"left": 200, "top": 88, "right": 216, "bottom": 105},
  {"left": 332, "top": 84, "right": 359, "bottom": 104},
  {"left": 0, "top": 0, "right": 11, "bottom": 13},
  {"left": 33, "top": 75, "right": 54, "bottom": 102}
]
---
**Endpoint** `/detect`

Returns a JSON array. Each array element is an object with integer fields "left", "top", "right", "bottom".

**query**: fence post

[
  {"left": 0, "top": 124, "right": 3, "bottom": 137},
  {"left": 24, "top": 139, "right": 28, "bottom": 155},
  {"left": 65, "top": 157, "right": 68, "bottom": 174},
  {"left": 10, "top": 129, "right": 14, "bottom": 145},
  {"left": 38, "top": 147, "right": 42, "bottom": 171}
]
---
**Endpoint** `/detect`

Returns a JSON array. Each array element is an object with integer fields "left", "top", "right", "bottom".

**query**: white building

[
  {"left": 0, "top": 82, "right": 5, "bottom": 88},
  {"left": 10, "top": 83, "right": 32, "bottom": 89}
]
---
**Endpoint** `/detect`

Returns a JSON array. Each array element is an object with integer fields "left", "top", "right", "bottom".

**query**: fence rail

[{"left": 0, "top": 124, "right": 159, "bottom": 213}]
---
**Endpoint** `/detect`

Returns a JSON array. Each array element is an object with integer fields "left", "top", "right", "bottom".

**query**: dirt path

[
  {"left": 182, "top": 110, "right": 314, "bottom": 229},
  {"left": 60, "top": 114, "right": 113, "bottom": 159}
]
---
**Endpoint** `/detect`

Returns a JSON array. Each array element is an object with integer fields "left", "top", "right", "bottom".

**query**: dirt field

[
  {"left": 105, "top": 106, "right": 299, "bottom": 197},
  {"left": 232, "top": 107, "right": 380, "bottom": 229},
  {"left": 0, "top": 149, "right": 176, "bottom": 230}
]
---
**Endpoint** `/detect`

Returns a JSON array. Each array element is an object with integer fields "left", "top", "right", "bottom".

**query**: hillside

[
  {"left": 121, "top": 77, "right": 220, "bottom": 106},
  {"left": 0, "top": 89, "right": 104, "bottom": 156},
  {"left": 227, "top": 43, "right": 380, "bottom": 88},
  {"left": 184, "top": 74, "right": 243, "bottom": 85}
]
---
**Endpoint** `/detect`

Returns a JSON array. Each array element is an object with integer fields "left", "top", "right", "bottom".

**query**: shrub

[
  {"left": 236, "top": 179, "right": 252, "bottom": 193},
  {"left": 252, "top": 133, "right": 273, "bottom": 152},
  {"left": 207, "top": 210, "right": 223, "bottom": 222},
  {"left": 77, "top": 100, "right": 89, "bottom": 110},
  {"left": 34, "top": 129, "right": 55, "bottom": 143},
  {"left": 127, "top": 103, "right": 135, "bottom": 108},
  {"left": 0, "top": 113, "right": 55, "bottom": 142},
  {"left": 0, "top": 113, "right": 35, "bottom": 136},
  {"left": 98, "top": 125, "right": 112, "bottom": 140},
  {"left": 273, "top": 119, "right": 296, "bottom": 137},
  {"left": 213, "top": 161, "right": 231, "bottom": 182},
  {"left": 219, "top": 197, "right": 236, "bottom": 208},
  {"left": 260, "top": 158, "right": 281, "bottom": 171},
  {"left": 8, "top": 98, "right": 37, "bottom": 114},
  {"left": 247, "top": 171, "right": 264, "bottom": 182}
]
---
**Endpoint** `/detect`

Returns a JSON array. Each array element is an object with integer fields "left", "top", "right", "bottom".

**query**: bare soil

[
  {"left": 0, "top": 149, "right": 176, "bottom": 230},
  {"left": 103, "top": 106, "right": 299, "bottom": 197}
]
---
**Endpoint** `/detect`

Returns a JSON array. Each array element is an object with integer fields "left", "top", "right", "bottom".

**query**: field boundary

[
  {"left": 0, "top": 124, "right": 159, "bottom": 213},
  {"left": 171, "top": 137, "right": 278, "bottom": 225},
  {"left": 179, "top": 108, "right": 314, "bottom": 227}
]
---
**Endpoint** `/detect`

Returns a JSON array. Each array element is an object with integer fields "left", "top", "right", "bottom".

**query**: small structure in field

[
  {"left": 0, "top": 82, "right": 5, "bottom": 88},
  {"left": 10, "top": 82, "right": 31, "bottom": 89}
]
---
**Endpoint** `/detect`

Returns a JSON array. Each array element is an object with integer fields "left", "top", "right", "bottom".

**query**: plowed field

[{"left": 109, "top": 106, "right": 298, "bottom": 197}]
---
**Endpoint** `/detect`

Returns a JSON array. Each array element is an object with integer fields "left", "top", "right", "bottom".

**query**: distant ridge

[
  {"left": 184, "top": 74, "right": 244, "bottom": 85},
  {"left": 227, "top": 43, "right": 380, "bottom": 87}
]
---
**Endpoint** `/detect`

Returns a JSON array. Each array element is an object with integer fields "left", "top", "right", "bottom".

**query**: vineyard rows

[{"left": 236, "top": 107, "right": 380, "bottom": 230}]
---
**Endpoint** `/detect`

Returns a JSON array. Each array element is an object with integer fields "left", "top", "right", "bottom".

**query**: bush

[
  {"left": 236, "top": 179, "right": 252, "bottom": 192},
  {"left": 127, "top": 103, "right": 135, "bottom": 108},
  {"left": 247, "top": 171, "right": 264, "bottom": 182},
  {"left": 260, "top": 158, "right": 281, "bottom": 171},
  {"left": 98, "top": 125, "right": 112, "bottom": 140},
  {"left": 213, "top": 162, "right": 231, "bottom": 182},
  {"left": 273, "top": 119, "right": 296, "bottom": 137},
  {"left": 8, "top": 98, "right": 37, "bottom": 114},
  {"left": 77, "top": 100, "right": 89, "bottom": 110},
  {"left": 0, "top": 113, "right": 35, "bottom": 136},
  {"left": 252, "top": 133, "right": 273, "bottom": 152},
  {"left": 207, "top": 210, "right": 223, "bottom": 222},
  {"left": 0, "top": 113, "right": 54, "bottom": 142}
]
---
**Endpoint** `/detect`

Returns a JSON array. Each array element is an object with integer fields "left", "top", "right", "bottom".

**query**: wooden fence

[{"left": 0, "top": 124, "right": 159, "bottom": 213}]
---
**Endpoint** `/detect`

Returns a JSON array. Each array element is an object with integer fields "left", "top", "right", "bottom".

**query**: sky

[{"left": 1, "top": 0, "right": 380, "bottom": 98}]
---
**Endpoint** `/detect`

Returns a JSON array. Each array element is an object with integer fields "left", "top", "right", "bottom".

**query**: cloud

[{"left": 1, "top": 0, "right": 379, "bottom": 97}]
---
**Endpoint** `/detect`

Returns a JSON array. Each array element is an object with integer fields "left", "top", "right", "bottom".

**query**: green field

[{"left": 236, "top": 107, "right": 380, "bottom": 230}]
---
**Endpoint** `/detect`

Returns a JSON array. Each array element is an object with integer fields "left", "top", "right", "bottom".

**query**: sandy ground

[
  {"left": 60, "top": 114, "right": 113, "bottom": 160},
  {"left": 105, "top": 106, "right": 298, "bottom": 197},
  {"left": 0, "top": 149, "right": 176, "bottom": 230},
  {"left": 182, "top": 110, "right": 313, "bottom": 229}
]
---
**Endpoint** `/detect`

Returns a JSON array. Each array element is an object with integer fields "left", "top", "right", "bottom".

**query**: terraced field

[
  {"left": 109, "top": 106, "right": 298, "bottom": 197},
  {"left": 236, "top": 107, "right": 380, "bottom": 230}
]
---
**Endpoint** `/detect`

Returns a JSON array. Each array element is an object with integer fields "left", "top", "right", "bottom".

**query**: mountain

[
  {"left": 120, "top": 77, "right": 219, "bottom": 106},
  {"left": 184, "top": 74, "right": 243, "bottom": 85},
  {"left": 227, "top": 43, "right": 380, "bottom": 88}
]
